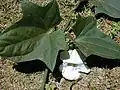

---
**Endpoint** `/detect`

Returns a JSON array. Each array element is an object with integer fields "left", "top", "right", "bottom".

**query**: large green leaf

[
  {"left": 0, "top": 0, "right": 66, "bottom": 71},
  {"left": 73, "top": 16, "right": 120, "bottom": 59},
  {"left": 4, "top": 0, "right": 62, "bottom": 32},
  {"left": 15, "top": 30, "right": 66, "bottom": 71},
  {"left": 95, "top": 0, "right": 120, "bottom": 18}
]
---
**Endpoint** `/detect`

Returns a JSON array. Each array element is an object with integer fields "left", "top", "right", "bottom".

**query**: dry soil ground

[{"left": 0, "top": 0, "right": 120, "bottom": 90}]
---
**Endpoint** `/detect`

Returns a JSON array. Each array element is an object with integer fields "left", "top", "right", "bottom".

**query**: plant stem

[
  {"left": 40, "top": 68, "right": 49, "bottom": 90},
  {"left": 64, "top": 18, "right": 72, "bottom": 32}
]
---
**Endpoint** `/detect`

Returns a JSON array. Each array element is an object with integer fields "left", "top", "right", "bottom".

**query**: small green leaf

[
  {"left": 0, "top": 0, "right": 66, "bottom": 71},
  {"left": 73, "top": 16, "right": 120, "bottom": 59},
  {"left": 95, "top": 0, "right": 120, "bottom": 18}
]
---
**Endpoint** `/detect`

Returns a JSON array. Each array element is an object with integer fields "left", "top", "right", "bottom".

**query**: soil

[{"left": 0, "top": 0, "right": 120, "bottom": 90}]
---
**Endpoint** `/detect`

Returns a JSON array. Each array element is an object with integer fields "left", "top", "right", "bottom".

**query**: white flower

[{"left": 59, "top": 49, "right": 90, "bottom": 80}]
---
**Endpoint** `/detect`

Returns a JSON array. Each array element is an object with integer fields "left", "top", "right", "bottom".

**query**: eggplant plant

[{"left": 0, "top": 0, "right": 120, "bottom": 89}]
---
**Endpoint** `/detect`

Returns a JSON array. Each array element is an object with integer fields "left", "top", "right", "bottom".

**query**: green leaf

[
  {"left": 0, "top": 0, "right": 66, "bottom": 71},
  {"left": 73, "top": 16, "right": 120, "bottom": 59},
  {"left": 95, "top": 0, "right": 120, "bottom": 18},
  {"left": 15, "top": 30, "right": 66, "bottom": 71},
  {"left": 73, "top": 16, "right": 95, "bottom": 38},
  {"left": 4, "top": 0, "right": 62, "bottom": 32},
  {"left": 0, "top": 27, "right": 66, "bottom": 71}
]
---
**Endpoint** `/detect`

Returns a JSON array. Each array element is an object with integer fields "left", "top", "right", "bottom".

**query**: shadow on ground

[
  {"left": 13, "top": 60, "right": 46, "bottom": 74},
  {"left": 75, "top": 0, "right": 88, "bottom": 12},
  {"left": 86, "top": 55, "right": 120, "bottom": 69},
  {"left": 95, "top": 13, "right": 120, "bottom": 22},
  {"left": 12, "top": 54, "right": 120, "bottom": 80}
]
